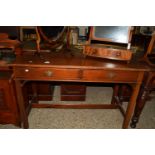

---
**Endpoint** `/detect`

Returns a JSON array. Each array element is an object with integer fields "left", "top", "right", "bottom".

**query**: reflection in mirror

[
  {"left": 91, "top": 26, "right": 132, "bottom": 44},
  {"left": 38, "top": 26, "right": 66, "bottom": 43}
]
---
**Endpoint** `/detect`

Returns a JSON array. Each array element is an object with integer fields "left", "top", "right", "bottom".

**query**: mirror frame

[
  {"left": 141, "top": 32, "right": 155, "bottom": 66},
  {"left": 35, "top": 26, "right": 70, "bottom": 53},
  {"left": 37, "top": 26, "right": 68, "bottom": 45}
]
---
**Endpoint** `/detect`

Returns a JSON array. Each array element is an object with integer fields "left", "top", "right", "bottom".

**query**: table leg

[
  {"left": 31, "top": 82, "right": 39, "bottom": 103},
  {"left": 122, "top": 83, "right": 141, "bottom": 129},
  {"left": 130, "top": 86, "right": 150, "bottom": 128},
  {"left": 131, "top": 72, "right": 154, "bottom": 128},
  {"left": 15, "top": 80, "right": 29, "bottom": 129},
  {"left": 111, "top": 84, "right": 120, "bottom": 105}
]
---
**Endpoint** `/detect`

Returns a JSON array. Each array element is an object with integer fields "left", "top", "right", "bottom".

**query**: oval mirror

[{"left": 36, "top": 26, "right": 68, "bottom": 51}]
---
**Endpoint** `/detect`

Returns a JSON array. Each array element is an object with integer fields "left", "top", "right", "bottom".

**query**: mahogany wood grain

[
  {"left": 0, "top": 71, "right": 20, "bottom": 126},
  {"left": 10, "top": 50, "right": 149, "bottom": 128},
  {"left": 83, "top": 45, "right": 132, "bottom": 61}
]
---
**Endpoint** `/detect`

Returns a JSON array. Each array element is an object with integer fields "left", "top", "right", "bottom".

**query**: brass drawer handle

[
  {"left": 44, "top": 71, "right": 53, "bottom": 77},
  {"left": 107, "top": 72, "right": 116, "bottom": 79}
]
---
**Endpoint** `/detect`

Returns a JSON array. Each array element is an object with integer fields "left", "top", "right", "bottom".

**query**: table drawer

[
  {"left": 13, "top": 67, "right": 139, "bottom": 83},
  {"left": 82, "top": 69, "right": 138, "bottom": 83},
  {"left": 13, "top": 67, "right": 82, "bottom": 81}
]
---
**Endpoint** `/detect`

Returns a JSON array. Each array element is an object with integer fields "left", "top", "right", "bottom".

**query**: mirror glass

[
  {"left": 92, "top": 26, "right": 130, "bottom": 44},
  {"left": 38, "top": 26, "right": 66, "bottom": 42}
]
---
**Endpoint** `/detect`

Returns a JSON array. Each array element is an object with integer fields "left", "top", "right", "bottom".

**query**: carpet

[{"left": 0, "top": 86, "right": 155, "bottom": 129}]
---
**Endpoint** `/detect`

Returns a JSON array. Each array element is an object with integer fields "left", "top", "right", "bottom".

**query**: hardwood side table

[{"left": 10, "top": 51, "right": 148, "bottom": 129}]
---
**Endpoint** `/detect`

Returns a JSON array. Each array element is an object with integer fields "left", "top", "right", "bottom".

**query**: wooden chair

[{"left": 141, "top": 32, "right": 155, "bottom": 66}]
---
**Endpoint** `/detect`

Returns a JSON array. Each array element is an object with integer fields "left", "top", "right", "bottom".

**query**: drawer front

[
  {"left": 13, "top": 67, "right": 82, "bottom": 81},
  {"left": 82, "top": 69, "right": 138, "bottom": 83},
  {"left": 13, "top": 67, "right": 139, "bottom": 83},
  {"left": 61, "top": 84, "right": 86, "bottom": 95},
  {"left": 84, "top": 45, "right": 132, "bottom": 61}
]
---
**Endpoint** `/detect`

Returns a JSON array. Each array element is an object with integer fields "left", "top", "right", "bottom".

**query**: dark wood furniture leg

[
  {"left": 111, "top": 84, "right": 120, "bottom": 105},
  {"left": 31, "top": 82, "right": 39, "bottom": 103},
  {"left": 122, "top": 72, "right": 144, "bottom": 129},
  {"left": 15, "top": 80, "right": 29, "bottom": 129},
  {"left": 122, "top": 82, "right": 142, "bottom": 128},
  {"left": 130, "top": 72, "right": 155, "bottom": 128},
  {"left": 130, "top": 86, "right": 150, "bottom": 128}
]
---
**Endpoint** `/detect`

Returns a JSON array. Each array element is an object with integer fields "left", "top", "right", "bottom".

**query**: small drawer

[
  {"left": 82, "top": 69, "right": 139, "bottom": 83},
  {"left": 13, "top": 67, "right": 82, "bottom": 81},
  {"left": 83, "top": 45, "right": 132, "bottom": 61}
]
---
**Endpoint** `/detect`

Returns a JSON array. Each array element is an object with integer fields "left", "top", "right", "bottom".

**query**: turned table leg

[
  {"left": 122, "top": 67, "right": 144, "bottom": 129},
  {"left": 130, "top": 86, "right": 150, "bottom": 128},
  {"left": 122, "top": 83, "right": 141, "bottom": 129},
  {"left": 130, "top": 72, "right": 154, "bottom": 128}
]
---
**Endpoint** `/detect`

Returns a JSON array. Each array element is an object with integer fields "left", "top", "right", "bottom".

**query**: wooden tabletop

[{"left": 10, "top": 49, "right": 149, "bottom": 72}]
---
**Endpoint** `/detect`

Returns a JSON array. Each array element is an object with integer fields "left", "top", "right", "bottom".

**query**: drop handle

[{"left": 44, "top": 71, "right": 53, "bottom": 77}]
